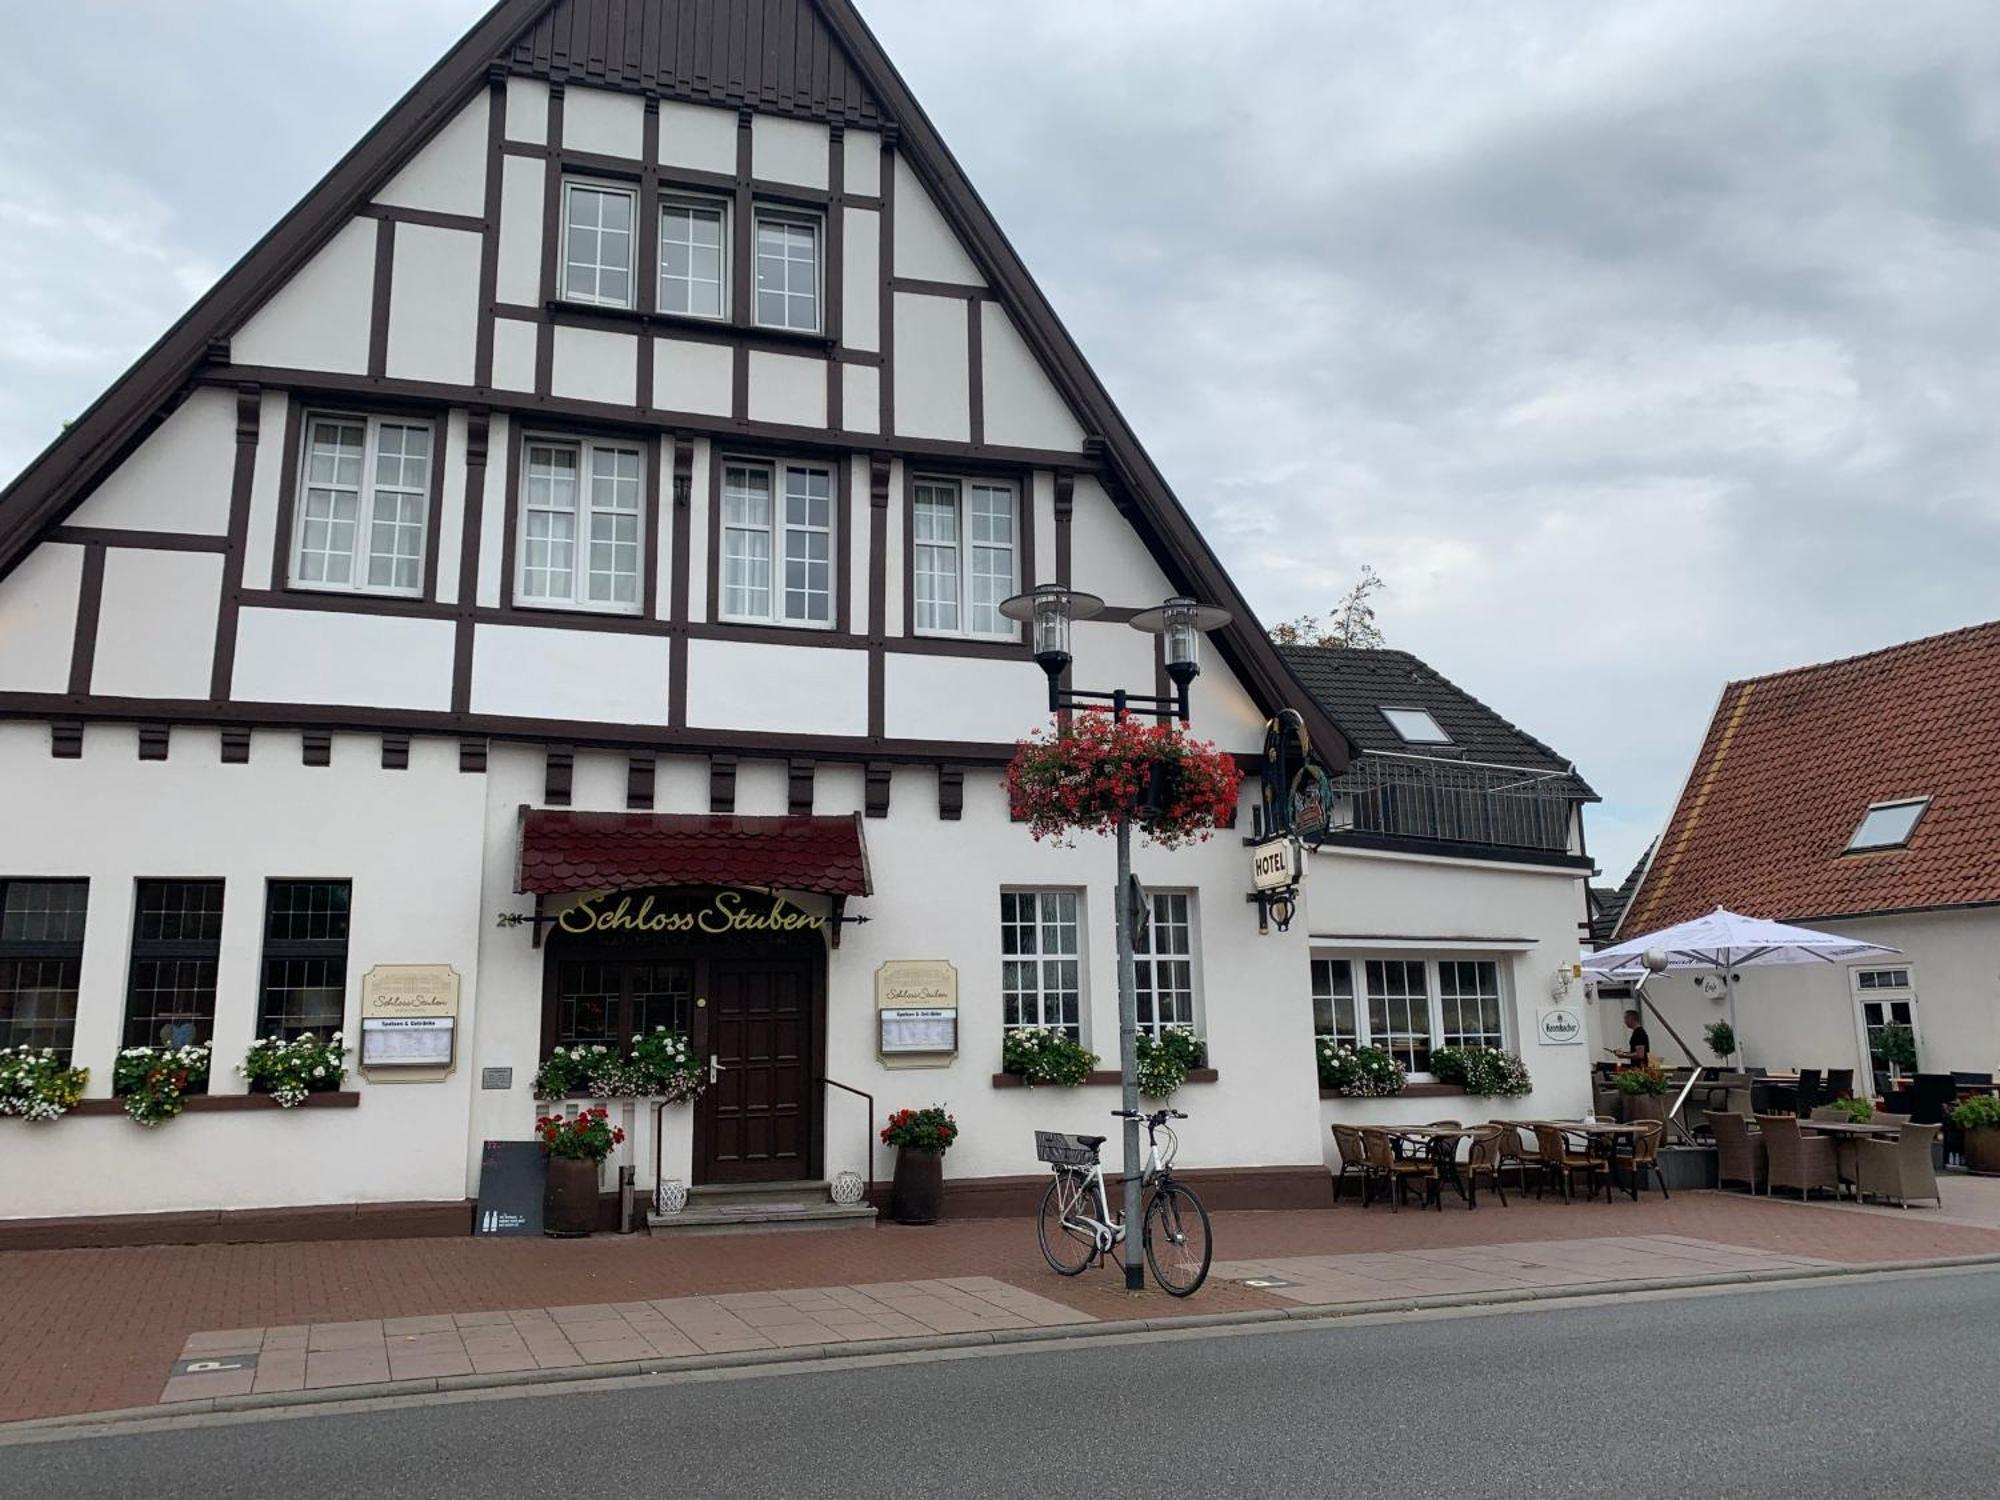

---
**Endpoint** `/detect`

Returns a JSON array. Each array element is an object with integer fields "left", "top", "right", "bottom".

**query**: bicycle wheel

[
  {"left": 1143, "top": 1182, "right": 1212, "bottom": 1297},
  {"left": 1037, "top": 1173, "right": 1098, "bottom": 1277}
]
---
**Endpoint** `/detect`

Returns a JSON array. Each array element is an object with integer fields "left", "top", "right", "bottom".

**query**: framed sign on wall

[
  {"left": 875, "top": 960, "right": 958, "bottom": 1069},
  {"left": 359, "top": 964, "right": 462, "bottom": 1081}
]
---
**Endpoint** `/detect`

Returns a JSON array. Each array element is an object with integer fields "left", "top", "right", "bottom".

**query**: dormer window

[
  {"left": 1845, "top": 798, "right": 1930, "bottom": 852},
  {"left": 1381, "top": 706, "right": 1450, "bottom": 745}
]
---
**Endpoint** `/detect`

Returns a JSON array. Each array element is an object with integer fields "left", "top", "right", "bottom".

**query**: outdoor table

[
  {"left": 1802, "top": 1120, "right": 1904, "bottom": 1198},
  {"left": 1535, "top": 1120, "right": 1647, "bottom": 1201},
  {"left": 1384, "top": 1126, "right": 1478, "bottom": 1208}
]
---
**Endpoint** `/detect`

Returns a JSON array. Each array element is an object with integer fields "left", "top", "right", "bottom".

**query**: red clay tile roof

[
  {"left": 517, "top": 810, "right": 871, "bottom": 897},
  {"left": 1617, "top": 620, "right": 2000, "bottom": 936}
]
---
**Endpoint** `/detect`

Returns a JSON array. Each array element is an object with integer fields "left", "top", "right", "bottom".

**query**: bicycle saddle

[{"left": 1073, "top": 1134, "right": 1107, "bottom": 1150}]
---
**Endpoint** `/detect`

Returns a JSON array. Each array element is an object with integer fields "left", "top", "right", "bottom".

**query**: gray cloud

[{"left": 6, "top": 1, "right": 2000, "bottom": 884}]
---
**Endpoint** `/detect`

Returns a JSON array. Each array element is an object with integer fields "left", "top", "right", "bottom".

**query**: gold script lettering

[{"left": 557, "top": 890, "right": 824, "bottom": 937}]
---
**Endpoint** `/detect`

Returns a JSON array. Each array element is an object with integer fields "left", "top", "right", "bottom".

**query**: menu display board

[
  {"left": 359, "top": 964, "right": 462, "bottom": 1081},
  {"left": 875, "top": 960, "right": 959, "bottom": 1069}
]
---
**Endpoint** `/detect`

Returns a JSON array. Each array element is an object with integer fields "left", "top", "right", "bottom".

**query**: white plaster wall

[
  {"left": 842, "top": 365, "right": 880, "bottom": 436},
  {"left": 892, "top": 293, "right": 970, "bottom": 441},
  {"left": 1187, "top": 648, "right": 1272, "bottom": 755},
  {"left": 562, "top": 85, "right": 645, "bottom": 160},
  {"left": 883, "top": 652, "right": 1047, "bottom": 745},
  {"left": 551, "top": 325, "right": 639, "bottom": 407},
  {"left": 843, "top": 128, "right": 881, "bottom": 197},
  {"left": 240, "top": 390, "right": 291, "bottom": 592},
  {"left": 880, "top": 458, "right": 904, "bottom": 635},
  {"left": 492, "top": 319, "right": 538, "bottom": 393},
  {"left": 747, "top": 350, "right": 826, "bottom": 428},
  {"left": 469, "top": 623, "right": 673, "bottom": 725},
  {"left": 436, "top": 409, "right": 467, "bottom": 607},
  {"left": 655, "top": 338, "right": 733, "bottom": 417},
  {"left": 475, "top": 415, "right": 510, "bottom": 609},
  {"left": 495, "top": 156, "right": 546, "bottom": 305},
  {"left": 846, "top": 455, "right": 870, "bottom": 635},
  {"left": 233, "top": 217, "right": 377, "bottom": 376},
  {"left": 0, "top": 541, "right": 81, "bottom": 693},
  {"left": 374, "top": 97, "right": 489, "bottom": 219},
  {"left": 505, "top": 78, "right": 551, "bottom": 144},
  {"left": 659, "top": 99, "right": 737, "bottom": 173},
  {"left": 231, "top": 608, "right": 456, "bottom": 711},
  {"left": 683, "top": 638, "right": 868, "bottom": 737},
  {"left": 65, "top": 389, "right": 236, "bottom": 535},
  {"left": 752, "top": 115, "right": 828, "bottom": 188},
  {"left": 686, "top": 439, "right": 712, "bottom": 620},
  {"left": 841, "top": 206, "right": 880, "bottom": 352},
  {"left": 734, "top": 759, "right": 789, "bottom": 815},
  {"left": 980, "top": 303, "right": 1086, "bottom": 452},
  {"left": 90, "top": 550, "right": 222, "bottom": 699},
  {"left": 0, "top": 728, "right": 487, "bottom": 1219},
  {"left": 1069, "top": 475, "right": 1173, "bottom": 606},
  {"left": 892, "top": 155, "right": 983, "bottom": 286},
  {"left": 386, "top": 225, "right": 482, "bottom": 387}
]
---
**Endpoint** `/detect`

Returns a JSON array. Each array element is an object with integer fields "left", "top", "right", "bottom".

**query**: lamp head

[
  {"left": 1000, "top": 585, "right": 1105, "bottom": 689},
  {"left": 1642, "top": 948, "right": 1670, "bottom": 974},
  {"left": 1128, "top": 596, "right": 1232, "bottom": 688}
]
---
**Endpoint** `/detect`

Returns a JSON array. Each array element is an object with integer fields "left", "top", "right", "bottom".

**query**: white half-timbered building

[{"left": 0, "top": 0, "right": 1595, "bottom": 1241}]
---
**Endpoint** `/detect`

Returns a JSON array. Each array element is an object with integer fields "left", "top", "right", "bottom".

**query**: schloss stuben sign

[{"left": 556, "top": 887, "right": 826, "bottom": 938}]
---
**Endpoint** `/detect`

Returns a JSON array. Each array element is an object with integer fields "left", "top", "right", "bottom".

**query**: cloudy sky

[{"left": 6, "top": 1, "right": 1999, "bottom": 881}]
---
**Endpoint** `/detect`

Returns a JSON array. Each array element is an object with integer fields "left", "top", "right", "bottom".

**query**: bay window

[
  {"left": 291, "top": 414, "right": 433, "bottom": 597},
  {"left": 912, "top": 478, "right": 1017, "bottom": 638},
  {"left": 720, "top": 459, "right": 834, "bottom": 627},
  {"left": 517, "top": 436, "right": 644, "bottom": 613}
]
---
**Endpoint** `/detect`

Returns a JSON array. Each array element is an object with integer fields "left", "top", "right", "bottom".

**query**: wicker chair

[
  {"left": 1809, "top": 1105, "right": 1851, "bottom": 1123},
  {"left": 1491, "top": 1120, "right": 1543, "bottom": 1191},
  {"left": 1856, "top": 1123, "right": 1943, "bottom": 1208},
  {"left": 1461, "top": 1125, "right": 1509, "bottom": 1208},
  {"left": 1824, "top": 1067, "right": 1854, "bottom": 1100},
  {"left": 1872, "top": 1112, "right": 1912, "bottom": 1127},
  {"left": 1621, "top": 1120, "right": 1669, "bottom": 1199},
  {"left": 1706, "top": 1111, "right": 1766, "bottom": 1193},
  {"left": 1532, "top": 1123, "right": 1607, "bottom": 1202},
  {"left": 1329, "top": 1124, "right": 1369, "bottom": 1205},
  {"left": 1361, "top": 1128, "right": 1437, "bottom": 1212},
  {"left": 1759, "top": 1113, "right": 1839, "bottom": 1199},
  {"left": 1793, "top": 1069, "right": 1823, "bottom": 1116}
]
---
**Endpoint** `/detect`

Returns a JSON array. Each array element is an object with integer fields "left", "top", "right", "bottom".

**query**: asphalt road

[{"left": 6, "top": 1268, "right": 1998, "bottom": 1498}]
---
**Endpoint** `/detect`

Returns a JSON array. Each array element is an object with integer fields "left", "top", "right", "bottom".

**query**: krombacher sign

[{"left": 557, "top": 887, "right": 827, "bottom": 938}]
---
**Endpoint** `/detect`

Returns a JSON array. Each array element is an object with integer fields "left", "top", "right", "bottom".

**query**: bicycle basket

[{"left": 1034, "top": 1131, "right": 1102, "bottom": 1168}]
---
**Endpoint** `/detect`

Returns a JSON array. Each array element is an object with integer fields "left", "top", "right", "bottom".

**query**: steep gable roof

[
  {"left": 1617, "top": 620, "right": 2000, "bottom": 936},
  {"left": 0, "top": 0, "right": 1345, "bottom": 767},
  {"left": 1589, "top": 840, "right": 1653, "bottom": 945}
]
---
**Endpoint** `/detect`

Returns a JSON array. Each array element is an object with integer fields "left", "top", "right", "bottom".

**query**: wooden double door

[{"left": 546, "top": 947, "right": 821, "bottom": 1185}]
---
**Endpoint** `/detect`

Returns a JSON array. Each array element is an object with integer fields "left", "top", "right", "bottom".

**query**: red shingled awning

[{"left": 516, "top": 810, "right": 872, "bottom": 898}]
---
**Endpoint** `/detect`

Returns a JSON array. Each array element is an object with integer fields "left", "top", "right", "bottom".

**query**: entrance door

[
  {"left": 1850, "top": 964, "right": 1920, "bottom": 1096},
  {"left": 698, "top": 957, "right": 815, "bottom": 1183}
]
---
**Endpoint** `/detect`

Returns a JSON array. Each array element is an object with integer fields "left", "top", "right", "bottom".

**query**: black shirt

[{"left": 1627, "top": 1026, "right": 1651, "bottom": 1061}]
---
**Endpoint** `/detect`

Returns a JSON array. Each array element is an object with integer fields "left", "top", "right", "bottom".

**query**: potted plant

[
  {"left": 0, "top": 1046, "right": 89, "bottom": 1122},
  {"left": 239, "top": 1032, "right": 349, "bottom": 1107},
  {"left": 532, "top": 1043, "right": 618, "bottom": 1101},
  {"left": 536, "top": 1107, "right": 625, "bottom": 1237},
  {"left": 1704, "top": 1020, "right": 1737, "bottom": 1066},
  {"left": 626, "top": 1026, "right": 704, "bottom": 1102},
  {"left": 1006, "top": 709, "right": 1243, "bottom": 849},
  {"left": 114, "top": 1043, "right": 210, "bottom": 1126},
  {"left": 1431, "top": 1046, "right": 1532, "bottom": 1098},
  {"left": 1317, "top": 1041, "right": 1407, "bottom": 1097},
  {"left": 1952, "top": 1095, "right": 2000, "bottom": 1176},
  {"left": 1826, "top": 1097, "right": 1874, "bottom": 1123},
  {"left": 1136, "top": 1026, "right": 1206, "bottom": 1100},
  {"left": 881, "top": 1105, "right": 958, "bottom": 1224},
  {"left": 1877, "top": 1024, "right": 1919, "bottom": 1089},
  {"left": 1613, "top": 1062, "right": 1671, "bottom": 1125},
  {"left": 1002, "top": 1026, "right": 1098, "bottom": 1087}
]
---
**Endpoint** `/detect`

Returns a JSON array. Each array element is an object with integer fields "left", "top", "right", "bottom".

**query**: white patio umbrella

[{"left": 1583, "top": 907, "right": 1901, "bottom": 1128}]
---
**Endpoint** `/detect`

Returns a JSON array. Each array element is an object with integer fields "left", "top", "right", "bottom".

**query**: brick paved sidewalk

[{"left": 9, "top": 1191, "right": 2000, "bottom": 1426}]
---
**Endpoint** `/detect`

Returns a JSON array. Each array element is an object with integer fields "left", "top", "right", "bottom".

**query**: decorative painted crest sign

[{"left": 1290, "top": 765, "right": 1336, "bottom": 841}]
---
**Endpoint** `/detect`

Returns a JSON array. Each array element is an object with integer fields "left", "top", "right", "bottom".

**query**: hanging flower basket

[{"left": 1006, "top": 710, "right": 1243, "bottom": 850}]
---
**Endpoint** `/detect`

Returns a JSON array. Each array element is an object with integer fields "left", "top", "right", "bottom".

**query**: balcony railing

[{"left": 1335, "top": 751, "right": 1581, "bottom": 854}]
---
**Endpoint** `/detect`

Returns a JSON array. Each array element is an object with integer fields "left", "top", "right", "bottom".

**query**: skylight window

[
  {"left": 1381, "top": 707, "right": 1451, "bottom": 745},
  {"left": 1845, "top": 798, "right": 1929, "bottom": 852}
]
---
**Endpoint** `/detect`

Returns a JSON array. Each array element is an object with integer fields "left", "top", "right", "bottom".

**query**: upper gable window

[
  {"left": 291, "top": 414, "right": 433, "bottom": 597},
  {"left": 753, "top": 209, "right": 821, "bottom": 333},
  {"left": 720, "top": 459, "right": 834, "bottom": 628},
  {"left": 562, "top": 180, "right": 638, "bottom": 309},
  {"left": 517, "top": 436, "right": 644, "bottom": 614},
  {"left": 912, "top": 477, "right": 1017, "bottom": 639},
  {"left": 1381, "top": 706, "right": 1450, "bottom": 745},
  {"left": 659, "top": 197, "right": 728, "bottom": 319},
  {"left": 1845, "top": 798, "right": 1929, "bottom": 852}
]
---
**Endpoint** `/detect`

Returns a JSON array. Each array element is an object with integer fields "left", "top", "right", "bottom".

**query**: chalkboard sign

[{"left": 474, "top": 1140, "right": 546, "bottom": 1236}]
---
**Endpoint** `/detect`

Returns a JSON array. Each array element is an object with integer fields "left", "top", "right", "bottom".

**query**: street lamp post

[{"left": 1000, "top": 586, "right": 1232, "bottom": 1292}]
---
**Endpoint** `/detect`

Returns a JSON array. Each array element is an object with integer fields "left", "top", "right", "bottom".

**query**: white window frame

[
  {"left": 1309, "top": 952, "right": 1511, "bottom": 1079},
  {"left": 718, "top": 458, "right": 836, "bottom": 629},
  {"left": 289, "top": 413, "right": 434, "bottom": 598},
  {"left": 1845, "top": 798, "right": 1930, "bottom": 852},
  {"left": 751, "top": 206, "right": 822, "bottom": 333},
  {"left": 560, "top": 179, "right": 640, "bottom": 309},
  {"left": 1000, "top": 889, "right": 1088, "bottom": 1042},
  {"left": 911, "top": 477, "right": 1019, "bottom": 640},
  {"left": 658, "top": 194, "right": 730, "bottom": 321},
  {"left": 1133, "top": 890, "right": 1201, "bottom": 1040},
  {"left": 515, "top": 434, "right": 646, "bottom": 615},
  {"left": 1849, "top": 964, "right": 1921, "bottom": 1096}
]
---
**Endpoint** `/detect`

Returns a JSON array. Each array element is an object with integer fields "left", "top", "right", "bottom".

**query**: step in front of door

[{"left": 646, "top": 1200, "right": 878, "bottom": 1236}]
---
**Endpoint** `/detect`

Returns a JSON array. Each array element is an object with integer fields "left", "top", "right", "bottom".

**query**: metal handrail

[{"left": 818, "top": 1076, "right": 876, "bottom": 1207}]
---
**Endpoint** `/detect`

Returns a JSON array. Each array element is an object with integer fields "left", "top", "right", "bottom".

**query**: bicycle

[{"left": 1033, "top": 1108, "right": 1213, "bottom": 1296}]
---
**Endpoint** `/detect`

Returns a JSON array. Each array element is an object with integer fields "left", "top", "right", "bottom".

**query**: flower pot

[
  {"left": 1620, "top": 1093, "right": 1667, "bottom": 1127},
  {"left": 890, "top": 1147, "right": 945, "bottom": 1224},
  {"left": 1965, "top": 1125, "right": 2000, "bottom": 1177},
  {"left": 543, "top": 1155, "right": 601, "bottom": 1237}
]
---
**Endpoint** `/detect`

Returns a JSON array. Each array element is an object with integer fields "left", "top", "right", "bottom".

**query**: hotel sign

[
  {"left": 1251, "top": 836, "right": 1305, "bottom": 893},
  {"left": 556, "top": 888, "right": 827, "bottom": 939}
]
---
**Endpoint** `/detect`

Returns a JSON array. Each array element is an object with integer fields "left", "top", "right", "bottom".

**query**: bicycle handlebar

[{"left": 1111, "top": 1108, "right": 1188, "bottom": 1123}]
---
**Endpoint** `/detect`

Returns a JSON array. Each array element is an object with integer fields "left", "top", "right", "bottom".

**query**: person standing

[{"left": 1613, "top": 1009, "right": 1652, "bottom": 1068}]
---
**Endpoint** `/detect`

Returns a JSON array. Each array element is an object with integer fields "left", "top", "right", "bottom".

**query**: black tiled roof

[
  {"left": 1277, "top": 645, "right": 1597, "bottom": 800},
  {"left": 1588, "top": 842, "right": 1653, "bottom": 944}
]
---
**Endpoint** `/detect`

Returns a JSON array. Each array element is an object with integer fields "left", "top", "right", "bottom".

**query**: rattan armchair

[
  {"left": 1759, "top": 1113, "right": 1839, "bottom": 1199},
  {"left": 1360, "top": 1128, "right": 1437, "bottom": 1212},
  {"left": 1705, "top": 1111, "right": 1766, "bottom": 1193},
  {"left": 1491, "top": 1120, "right": 1543, "bottom": 1191},
  {"left": 1329, "top": 1123, "right": 1369, "bottom": 1204},
  {"left": 1532, "top": 1123, "right": 1607, "bottom": 1202},
  {"left": 1621, "top": 1120, "right": 1669, "bottom": 1199},
  {"left": 1461, "top": 1125, "right": 1510, "bottom": 1207},
  {"left": 1855, "top": 1123, "right": 1942, "bottom": 1208}
]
